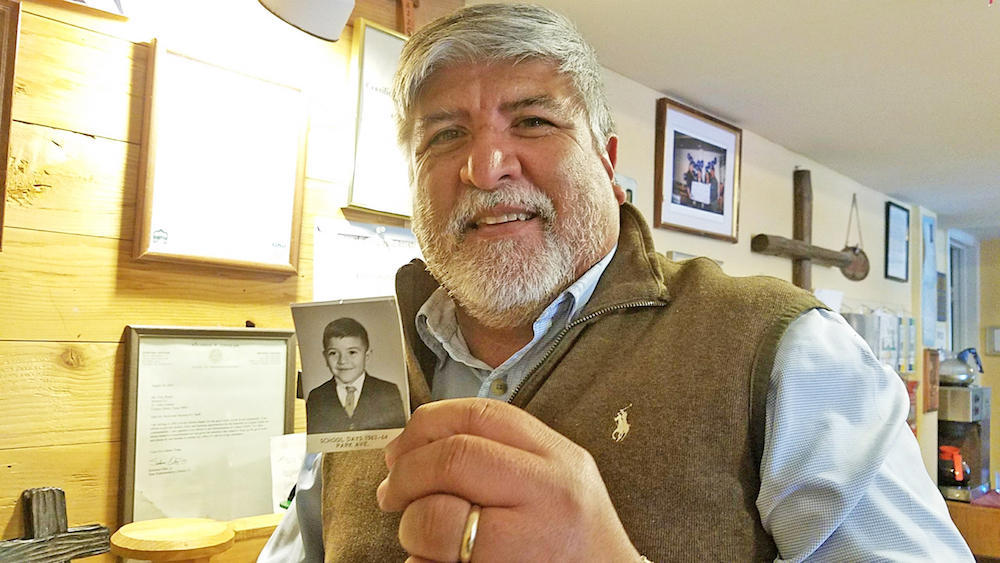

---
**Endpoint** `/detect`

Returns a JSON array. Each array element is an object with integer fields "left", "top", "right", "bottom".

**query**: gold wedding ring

[{"left": 459, "top": 504, "right": 482, "bottom": 563}]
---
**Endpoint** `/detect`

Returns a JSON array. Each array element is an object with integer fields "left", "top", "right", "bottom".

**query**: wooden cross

[
  {"left": 751, "top": 170, "right": 868, "bottom": 290},
  {"left": 0, "top": 488, "right": 109, "bottom": 563}
]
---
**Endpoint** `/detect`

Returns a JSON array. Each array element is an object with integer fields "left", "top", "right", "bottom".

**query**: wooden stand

[{"left": 110, "top": 518, "right": 234, "bottom": 563}]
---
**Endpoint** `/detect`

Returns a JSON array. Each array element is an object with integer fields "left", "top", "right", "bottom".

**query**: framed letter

[
  {"left": 346, "top": 20, "right": 410, "bottom": 218},
  {"left": 0, "top": 0, "right": 19, "bottom": 251},
  {"left": 134, "top": 39, "right": 306, "bottom": 273},
  {"left": 121, "top": 326, "right": 297, "bottom": 524}
]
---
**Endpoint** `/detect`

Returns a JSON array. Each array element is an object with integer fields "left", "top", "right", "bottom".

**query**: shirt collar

[{"left": 415, "top": 245, "right": 617, "bottom": 370}]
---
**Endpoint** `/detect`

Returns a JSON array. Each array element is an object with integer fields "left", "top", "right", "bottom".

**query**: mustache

[{"left": 446, "top": 184, "right": 557, "bottom": 235}]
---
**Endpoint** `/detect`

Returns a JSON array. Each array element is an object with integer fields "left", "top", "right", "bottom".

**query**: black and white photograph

[{"left": 291, "top": 297, "right": 409, "bottom": 453}]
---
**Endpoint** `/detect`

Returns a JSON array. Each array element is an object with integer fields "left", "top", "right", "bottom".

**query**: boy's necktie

[{"left": 345, "top": 386, "right": 357, "bottom": 417}]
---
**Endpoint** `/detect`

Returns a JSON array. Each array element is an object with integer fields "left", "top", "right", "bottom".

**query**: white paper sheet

[
  {"left": 270, "top": 433, "right": 306, "bottom": 512},
  {"left": 313, "top": 218, "right": 422, "bottom": 301},
  {"left": 132, "top": 338, "right": 287, "bottom": 521}
]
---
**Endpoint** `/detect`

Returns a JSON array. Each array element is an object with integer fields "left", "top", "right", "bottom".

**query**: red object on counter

[{"left": 940, "top": 445, "right": 965, "bottom": 481}]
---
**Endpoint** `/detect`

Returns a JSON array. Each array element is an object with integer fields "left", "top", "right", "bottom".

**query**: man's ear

[{"left": 602, "top": 136, "right": 627, "bottom": 205}]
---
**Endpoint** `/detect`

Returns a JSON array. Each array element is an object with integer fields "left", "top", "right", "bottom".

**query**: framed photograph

[
  {"left": 0, "top": 0, "right": 19, "bottom": 251},
  {"left": 347, "top": 20, "right": 411, "bottom": 218},
  {"left": 885, "top": 201, "right": 910, "bottom": 282},
  {"left": 291, "top": 297, "right": 410, "bottom": 453},
  {"left": 121, "top": 326, "right": 297, "bottom": 524},
  {"left": 654, "top": 98, "right": 741, "bottom": 243},
  {"left": 134, "top": 39, "right": 306, "bottom": 273}
]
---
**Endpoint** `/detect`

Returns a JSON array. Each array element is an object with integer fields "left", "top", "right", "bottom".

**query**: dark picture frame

[
  {"left": 654, "top": 98, "right": 741, "bottom": 243},
  {"left": 0, "top": 0, "right": 19, "bottom": 251},
  {"left": 884, "top": 201, "right": 910, "bottom": 282}
]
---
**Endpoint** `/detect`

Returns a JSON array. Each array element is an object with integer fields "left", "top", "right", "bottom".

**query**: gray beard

[
  {"left": 435, "top": 228, "right": 577, "bottom": 329},
  {"left": 413, "top": 183, "right": 610, "bottom": 329}
]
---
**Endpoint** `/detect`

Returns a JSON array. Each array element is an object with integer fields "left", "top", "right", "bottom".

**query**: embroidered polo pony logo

[{"left": 612, "top": 404, "right": 632, "bottom": 442}]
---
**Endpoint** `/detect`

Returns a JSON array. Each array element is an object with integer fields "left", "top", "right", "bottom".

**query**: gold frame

[
  {"left": 345, "top": 19, "right": 411, "bottom": 219},
  {"left": 134, "top": 39, "right": 306, "bottom": 273},
  {"left": 0, "top": 0, "right": 19, "bottom": 251},
  {"left": 654, "top": 98, "right": 742, "bottom": 243}
]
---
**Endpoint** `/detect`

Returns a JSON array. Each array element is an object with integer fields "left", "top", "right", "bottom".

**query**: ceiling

[{"left": 468, "top": 0, "right": 1000, "bottom": 240}]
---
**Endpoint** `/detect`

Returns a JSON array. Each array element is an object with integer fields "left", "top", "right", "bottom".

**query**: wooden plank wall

[{"left": 0, "top": 0, "right": 461, "bottom": 559}]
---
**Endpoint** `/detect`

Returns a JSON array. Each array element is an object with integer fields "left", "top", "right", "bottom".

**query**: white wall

[{"left": 603, "top": 67, "right": 913, "bottom": 316}]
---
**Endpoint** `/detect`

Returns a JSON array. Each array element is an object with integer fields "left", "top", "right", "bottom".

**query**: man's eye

[
  {"left": 518, "top": 117, "right": 552, "bottom": 128},
  {"left": 428, "top": 128, "right": 462, "bottom": 145}
]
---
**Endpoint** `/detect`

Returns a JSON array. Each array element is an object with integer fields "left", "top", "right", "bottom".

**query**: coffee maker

[{"left": 938, "top": 349, "right": 991, "bottom": 502}]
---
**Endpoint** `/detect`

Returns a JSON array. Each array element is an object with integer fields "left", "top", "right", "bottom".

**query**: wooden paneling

[
  {"left": 12, "top": 13, "right": 146, "bottom": 144},
  {"left": 2, "top": 0, "right": 464, "bottom": 547},
  {"left": 0, "top": 442, "right": 119, "bottom": 543},
  {"left": 0, "top": 228, "right": 306, "bottom": 341},
  {"left": 5, "top": 122, "right": 137, "bottom": 239},
  {"left": 0, "top": 342, "right": 121, "bottom": 449}
]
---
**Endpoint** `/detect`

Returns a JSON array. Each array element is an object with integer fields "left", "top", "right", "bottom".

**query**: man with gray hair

[{"left": 261, "top": 4, "right": 972, "bottom": 562}]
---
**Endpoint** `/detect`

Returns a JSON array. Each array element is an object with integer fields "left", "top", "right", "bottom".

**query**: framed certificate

[
  {"left": 120, "top": 326, "right": 297, "bottom": 524},
  {"left": 134, "top": 39, "right": 306, "bottom": 273},
  {"left": 346, "top": 20, "right": 411, "bottom": 218}
]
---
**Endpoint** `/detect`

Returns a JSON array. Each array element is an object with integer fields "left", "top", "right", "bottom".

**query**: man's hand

[{"left": 377, "top": 398, "right": 641, "bottom": 563}]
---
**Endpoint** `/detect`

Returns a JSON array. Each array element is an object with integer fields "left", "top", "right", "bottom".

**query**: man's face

[
  {"left": 409, "top": 60, "right": 624, "bottom": 328},
  {"left": 323, "top": 336, "right": 370, "bottom": 385}
]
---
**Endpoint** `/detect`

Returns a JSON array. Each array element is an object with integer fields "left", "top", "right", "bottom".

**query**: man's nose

[{"left": 459, "top": 133, "right": 521, "bottom": 190}]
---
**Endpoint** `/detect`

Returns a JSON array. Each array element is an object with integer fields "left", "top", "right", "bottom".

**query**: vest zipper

[{"left": 507, "top": 300, "right": 666, "bottom": 404}]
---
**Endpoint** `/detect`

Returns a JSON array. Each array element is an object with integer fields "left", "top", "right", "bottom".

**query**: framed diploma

[
  {"left": 346, "top": 20, "right": 411, "bottom": 218},
  {"left": 121, "top": 326, "right": 297, "bottom": 524},
  {"left": 134, "top": 39, "right": 306, "bottom": 273}
]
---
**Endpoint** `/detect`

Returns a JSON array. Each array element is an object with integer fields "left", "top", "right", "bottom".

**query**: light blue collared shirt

[
  {"left": 261, "top": 260, "right": 973, "bottom": 563},
  {"left": 415, "top": 246, "right": 617, "bottom": 402}
]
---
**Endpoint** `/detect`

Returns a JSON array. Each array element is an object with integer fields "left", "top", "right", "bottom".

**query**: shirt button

[{"left": 490, "top": 379, "right": 508, "bottom": 396}]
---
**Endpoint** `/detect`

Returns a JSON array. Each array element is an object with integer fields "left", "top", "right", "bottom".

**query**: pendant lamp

[{"left": 258, "top": 0, "right": 356, "bottom": 41}]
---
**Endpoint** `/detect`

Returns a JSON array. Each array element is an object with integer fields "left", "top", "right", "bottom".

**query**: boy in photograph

[{"left": 305, "top": 317, "right": 405, "bottom": 433}]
